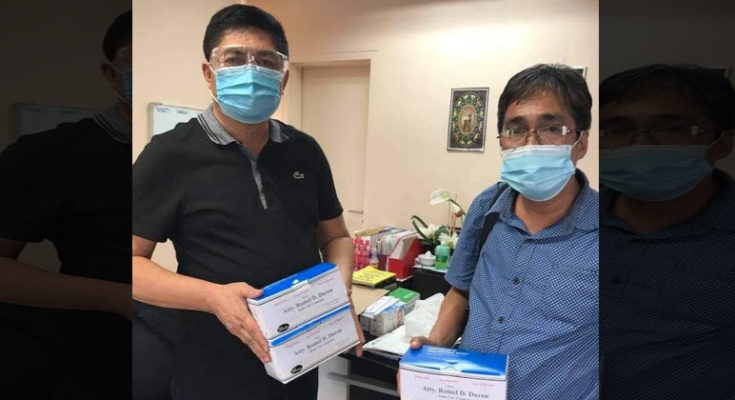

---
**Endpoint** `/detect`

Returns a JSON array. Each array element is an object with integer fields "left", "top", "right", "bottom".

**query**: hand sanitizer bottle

[{"left": 434, "top": 240, "right": 450, "bottom": 270}]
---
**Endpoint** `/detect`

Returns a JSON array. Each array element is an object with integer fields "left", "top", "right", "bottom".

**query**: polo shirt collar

[
  {"left": 93, "top": 105, "right": 131, "bottom": 144},
  {"left": 197, "top": 103, "right": 287, "bottom": 146},
  {"left": 489, "top": 169, "right": 599, "bottom": 235}
]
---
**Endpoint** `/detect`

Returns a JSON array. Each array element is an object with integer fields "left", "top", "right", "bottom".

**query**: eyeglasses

[
  {"left": 209, "top": 45, "right": 288, "bottom": 73},
  {"left": 498, "top": 125, "right": 580, "bottom": 147},
  {"left": 599, "top": 125, "right": 713, "bottom": 148}
]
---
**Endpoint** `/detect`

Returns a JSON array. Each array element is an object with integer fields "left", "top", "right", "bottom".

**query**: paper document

[{"left": 363, "top": 325, "right": 412, "bottom": 358}]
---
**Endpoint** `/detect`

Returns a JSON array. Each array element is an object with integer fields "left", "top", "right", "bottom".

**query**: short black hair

[
  {"left": 497, "top": 64, "right": 592, "bottom": 132},
  {"left": 203, "top": 5, "right": 289, "bottom": 60},
  {"left": 600, "top": 64, "right": 735, "bottom": 132},
  {"left": 102, "top": 10, "right": 132, "bottom": 62}
]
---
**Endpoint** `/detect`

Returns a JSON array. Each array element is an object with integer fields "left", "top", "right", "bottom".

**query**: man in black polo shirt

[{"left": 132, "top": 5, "right": 364, "bottom": 399}]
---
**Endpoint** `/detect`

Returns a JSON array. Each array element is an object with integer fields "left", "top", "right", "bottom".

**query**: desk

[
  {"left": 335, "top": 342, "right": 399, "bottom": 399},
  {"left": 330, "top": 267, "right": 461, "bottom": 399}
]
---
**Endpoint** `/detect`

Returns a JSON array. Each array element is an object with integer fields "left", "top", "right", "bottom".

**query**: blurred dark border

[
  {"left": 0, "top": 1, "right": 132, "bottom": 399},
  {"left": 600, "top": 1, "right": 735, "bottom": 399}
]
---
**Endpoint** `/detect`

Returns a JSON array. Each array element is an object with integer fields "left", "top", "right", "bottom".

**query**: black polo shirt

[
  {"left": 132, "top": 109, "right": 343, "bottom": 397},
  {"left": 0, "top": 106, "right": 132, "bottom": 399},
  {"left": 0, "top": 106, "right": 132, "bottom": 282}
]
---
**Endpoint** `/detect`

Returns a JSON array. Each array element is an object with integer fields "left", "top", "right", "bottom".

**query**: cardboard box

[
  {"left": 247, "top": 262, "right": 349, "bottom": 339},
  {"left": 387, "top": 287, "right": 419, "bottom": 313},
  {"left": 399, "top": 345, "right": 508, "bottom": 400},
  {"left": 387, "top": 234, "right": 421, "bottom": 280},
  {"left": 265, "top": 303, "right": 360, "bottom": 383},
  {"left": 359, "top": 296, "right": 407, "bottom": 336}
]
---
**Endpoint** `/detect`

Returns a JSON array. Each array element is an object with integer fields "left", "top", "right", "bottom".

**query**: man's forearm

[
  {"left": 132, "top": 256, "right": 218, "bottom": 312},
  {"left": 428, "top": 287, "right": 469, "bottom": 347},
  {"left": 0, "top": 256, "right": 128, "bottom": 315},
  {"left": 322, "top": 236, "right": 354, "bottom": 294}
]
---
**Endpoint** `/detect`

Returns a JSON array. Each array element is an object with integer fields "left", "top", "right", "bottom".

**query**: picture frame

[
  {"left": 709, "top": 66, "right": 731, "bottom": 79},
  {"left": 447, "top": 87, "right": 489, "bottom": 152},
  {"left": 573, "top": 66, "right": 587, "bottom": 79}
]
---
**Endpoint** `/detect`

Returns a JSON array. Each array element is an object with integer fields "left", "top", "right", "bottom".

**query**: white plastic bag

[{"left": 404, "top": 293, "right": 444, "bottom": 338}]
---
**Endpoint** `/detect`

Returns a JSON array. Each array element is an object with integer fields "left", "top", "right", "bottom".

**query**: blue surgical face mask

[
  {"left": 113, "top": 67, "right": 132, "bottom": 105},
  {"left": 211, "top": 64, "right": 283, "bottom": 124},
  {"left": 122, "top": 70, "right": 132, "bottom": 105},
  {"left": 500, "top": 143, "right": 577, "bottom": 201},
  {"left": 600, "top": 144, "right": 713, "bottom": 201}
]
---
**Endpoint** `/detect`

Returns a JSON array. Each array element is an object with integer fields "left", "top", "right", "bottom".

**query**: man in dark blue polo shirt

[
  {"left": 408, "top": 64, "right": 599, "bottom": 400},
  {"left": 598, "top": 64, "right": 735, "bottom": 399},
  {"left": 132, "top": 5, "right": 364, "bottom": 399}
]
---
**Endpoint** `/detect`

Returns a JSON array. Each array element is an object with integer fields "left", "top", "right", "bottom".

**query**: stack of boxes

[
  {"left": 359, "top": 287, "right": 419, "bottom": 336},
  {"left": 247, "top": 262, "right": 359, "bottom": 383}
]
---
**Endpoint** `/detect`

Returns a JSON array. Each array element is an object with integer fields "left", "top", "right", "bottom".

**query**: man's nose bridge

[
  {"left": 632, "top": 128, "right": 653, "bottom": 145},
  {"left": 527, "top": 130, "right": 541, "bottom": 145}
]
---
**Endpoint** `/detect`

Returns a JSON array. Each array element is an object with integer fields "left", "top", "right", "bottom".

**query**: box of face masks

[
  {"left": 399, "top": 345, "right": 508, "bottom": 400},
  {"left": 360, "top": 296, "right": 407, "bottom": 336},
  {"left": 247, "top": 262, "right": 349, "bottom": 339},
  {"left": 265, "top": 303, "right": 360, "bottom": 383},
  {"left": 359, "top": 287, "right": 419, "bottom": 336}
]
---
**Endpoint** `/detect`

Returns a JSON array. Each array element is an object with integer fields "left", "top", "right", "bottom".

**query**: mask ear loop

[
  {"left": 207, "top": 64, "right": 220, "bottom": 105},
  {"left": 113, "top": 90, "right": 129, "bottom": 105},
  {"left": 110, "top": 65, "right": 130, "bottom": 106},
  {"left": 570, "top": 129, "right": 585, "bottom": 149},
  {"left": 705, "top": 130, "right": 730, "bottom": 150}
]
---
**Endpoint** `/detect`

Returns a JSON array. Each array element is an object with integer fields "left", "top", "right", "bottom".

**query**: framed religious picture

[{"left": 447, "top": 87, "right": 489, "bottom": 152}]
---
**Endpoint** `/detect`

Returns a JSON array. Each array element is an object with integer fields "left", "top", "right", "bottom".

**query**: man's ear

[
  {"left": 202, "top": 62, "right": 214, "bottom": 84},
  {"left": 202, "top": 62, "right": 217, "bottom": 95},
  {"left": 708, "top": 130, "right": 734, "bottom": 163},
  {"left": 281, "top": 69, "right": 290, "bottom": 96},
  {"left": 100, "top": 63, "right": 117, "bottom": 87},
  {"left": 572, "top": 130, "right": 589, "bottom": 164}
]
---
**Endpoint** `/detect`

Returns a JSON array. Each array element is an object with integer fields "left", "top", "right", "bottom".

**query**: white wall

[
  {"left": 253, "top": 0, "right": 599, "bottom": 230},
  {"left": 132, "top": 0, "right": 234, "bottom": 159}
]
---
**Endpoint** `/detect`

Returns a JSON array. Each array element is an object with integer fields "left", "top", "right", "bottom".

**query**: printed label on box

[
  {"left": 399, "top": 369, "right": 507, "bottom": 400},
  {"left": 248, "top": 262, "right": 349, "bottom": 339},
  {"left": 399, "top": 345, "right": 508, "bottom": 400},
  {"left": 265, "top": 303, "right": 359, "bottom": 383}
]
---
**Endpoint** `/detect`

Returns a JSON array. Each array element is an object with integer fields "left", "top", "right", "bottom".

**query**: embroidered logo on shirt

[{"left": 293, "top": 171, "right": 305, "bottom": 180}]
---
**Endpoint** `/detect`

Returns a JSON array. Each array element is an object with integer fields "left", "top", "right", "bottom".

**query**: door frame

[
  {"left": 277, "top": 52, "right": 375, "bottom": 233},
  {"left": 278, "top": 52, "right": 374, "bottom": 130}
]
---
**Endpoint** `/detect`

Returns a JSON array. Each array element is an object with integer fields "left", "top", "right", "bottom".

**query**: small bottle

[
  {"left": 434, "top": 240, "right": 450, "bottom": 270},
  {"left": 369, "top": 245, "right": 379, "bottom": 268}
]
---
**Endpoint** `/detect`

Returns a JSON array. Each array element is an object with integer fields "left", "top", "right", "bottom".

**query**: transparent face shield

[
  {"left": 112, "top": 46, "right": 132, "bottom": 72},
  {"left": 108, "top": 46, "right": 131, "bottom": 105},
  {"left": 209, "top": 45, "right": 288, "bottom": 74}
]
